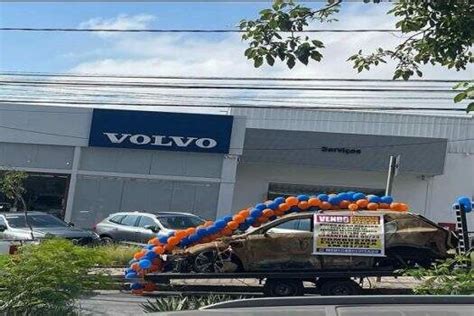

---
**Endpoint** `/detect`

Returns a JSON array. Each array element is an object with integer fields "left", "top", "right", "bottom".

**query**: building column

[
  {"left": 216, "top": 155, "right": 240, "bottom": 218},
  {"left": 64, "top": 146, "right": 81, "bottom": 222}
]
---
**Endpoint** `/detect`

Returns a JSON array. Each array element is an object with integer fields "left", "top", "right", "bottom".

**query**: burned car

[{"left": 167, "top": 210, "right": 457, "bottom": 273}]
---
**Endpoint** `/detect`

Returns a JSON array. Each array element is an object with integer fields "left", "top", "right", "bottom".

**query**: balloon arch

[{"left": 124, "top": 192, "right": 409, "bottom": 294}]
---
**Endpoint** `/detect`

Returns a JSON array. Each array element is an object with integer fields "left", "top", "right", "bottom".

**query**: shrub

[
  {"left": 0, "top": 238, "right": 109, "bottom": 315},
  {"left": 92, "top": 244, "right": 141, "bottom": 267},
  {"left": 141, "top": 294, "right": 253, "bottom": 313},
  {"left": 403, "top": 254, "right": 474, "bottom": 295}
]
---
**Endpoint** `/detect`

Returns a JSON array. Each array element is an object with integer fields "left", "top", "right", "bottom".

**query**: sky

[{"left": 1, "top": 1, "right": 472, "bottom": 80}]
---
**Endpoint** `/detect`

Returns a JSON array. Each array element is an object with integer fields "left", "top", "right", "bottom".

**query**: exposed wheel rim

[{"left": 274, "top": 283, "right": 295, "bottom": 296}]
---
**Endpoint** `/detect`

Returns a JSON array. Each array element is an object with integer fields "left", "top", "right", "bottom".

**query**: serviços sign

[{"left": 88, "top": 109, "right": 233, "bottom": 154}]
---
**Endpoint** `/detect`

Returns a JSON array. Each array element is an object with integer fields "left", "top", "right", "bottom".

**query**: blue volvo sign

[{"left": 88, "top": 109, "right": 233, "bottom": 154}]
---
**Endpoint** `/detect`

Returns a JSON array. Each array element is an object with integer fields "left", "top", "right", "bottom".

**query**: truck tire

[
  {"left": 263, "top": 278, "right": 304, "bottom": 297},
  {"left": 319, "top": 278, "right": 362, "bottom": 296}
]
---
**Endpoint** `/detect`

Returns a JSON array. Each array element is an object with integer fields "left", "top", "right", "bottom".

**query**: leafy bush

[
  {"left": 91, "top": 244, "right": 141, "bottom": 267},
  {"left": 403, "top": 254, "right": 474, "bottom": 295},
  {"left": 141, "top": 294, "right": 253, "bottom": 313},
  {"left": 0, "top": 238, "right": 109, "bottom": 315}
]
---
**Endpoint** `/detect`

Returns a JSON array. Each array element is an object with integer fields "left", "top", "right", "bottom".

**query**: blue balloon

[
  {"left": 223, "top": 215, "right": 233, "bottom": 222},
  {"left": 215, "top": 220, "right": 226, "bottom": 229},
  {"left": 146, "top": 244, "right": 154, "bottom": 250},
  {"left": 245, "top": 217, "right": 256, "bottom": 226},
  {"left": 139, "top": 259, "right": 152, "bottom": 269},
  {"left": 274, "top": 197, "right": 285, "bottom": 204},
  {"left": 125, "top": 272, "right": 138, "bottom": 279},
  {"left": 250, "top": 208, "right": 263, "bottom": 218},
  {"left": 145, "top": 251, "right": 157, "bottom": 261},
  {"left": 196, "top": 228, "right": 207, "bottom": 237},
  {"left": 269, "top": 215, "right": 277, "bottom": 221},
  {"left": 317, "top": 194, "right": 329, "bottom": 202},
  {"left": 297, "top": 194, "right": 309, "bottom": 201},
  {"left": 268, "top": 202, "right": 279, "bottom": 210},
  {"left": 208, "top": 225, "right": 220, "bottom": 234},
  {"left": 188, "top": 234, "right": 199, "bottom": 242},
  {"left": 338, "top": 192, "right": 351, "bottom": 201},
  {"left": 255, "top": 203, "right": 267, "bottom": 211},
  {"left": 180, "top": 237, "right": 190, "bottom": 247},
  {"left": 238, "top": 223, "right": 250, "bottom": 231},
  {"left": 328, "top": 196, "right": 341, "bottom": 205},
  {"left": 352, "top": 192, "right": 366, "bottom": 201},
  {"left": 346, "top": 192, "right": 356, "bottom": 201},
  {"left": 288, "top": 206, "right": 299, "bottom": 213},
  {"left": 367, "top": 195, "right": 381, "bottom": 203},
  {"left": 381, "top": 195, "right": 394, "bottom": 204},
  {"left": 158, "top": 236, "right": 169, "bottom": 244},
  {"left": 130, "top": 282, "right": 143, "bottom": 290},
  {"left": 457, "top": 196, "right": 472, "bottom": 213}
]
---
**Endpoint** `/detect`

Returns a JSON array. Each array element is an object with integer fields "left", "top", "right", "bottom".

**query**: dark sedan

[{"left": 0, "top": 211, "right": 100, "bottom": 245}]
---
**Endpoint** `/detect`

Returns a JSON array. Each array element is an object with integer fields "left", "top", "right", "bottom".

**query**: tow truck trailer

[{"left": 144, "top": 269, "right": 398, "bottom": 296}]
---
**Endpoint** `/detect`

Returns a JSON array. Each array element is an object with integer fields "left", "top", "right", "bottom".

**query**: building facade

[{"left": 0, "top": 103, "right": 473, "bottom": 229}]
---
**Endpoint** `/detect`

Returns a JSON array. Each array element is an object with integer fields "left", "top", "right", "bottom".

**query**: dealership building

[{"left": 0, "top": 103, "right": 473, "bottom": 229}]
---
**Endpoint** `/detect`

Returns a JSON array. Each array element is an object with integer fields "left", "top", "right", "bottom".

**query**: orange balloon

[
  {"left": 262, "top": 209, "right": 274, "bottom": 217},
  {"left": 339, "top": 200, "right": 350, "bottom": 209},
  {"left": 185, "top": 227, "right": 196, "bottom": 235},
  {"left": 133, "top": 252, "right": 144, "bottom": 260},
  {"left": 308, "top": 197, "right": 321, "bottom": 207},
  {"left": 298, "top": 201, "right": 309, "bottom": 210},
  {"left": 153, "top": 246, "right": 164, "bottom": 255},
  {"left": 379, "top": 203, "right": 391, "bottom": 209},
  {"left": 204, "top": 221, "right": 213, "bottom": 227},
  {"left": 278, "top": 203, "right": 291, "bottom": 212},
  {"left": 164, "top": 244, "right": 174, "bottom": 252},
  {"left": 367, "top": 202, "right": 379, "bottom": 210},
  {"left": 320, "top": 201, "right": 331, "bottom": 210},
  {"left": 274, "top": 209, "right": 285, "bottom": 217},
  {"left": 233, "top": 214, "right": 245, "bottom": 223},
  {"left": 330, "top": 204, "right": 340, "bottom": 210},
  {"left": 239, "top": 209, "right": 250, "bottom": 218},
  {"left": 399, "top": 203, "right": 409, "bottom": 212},
  {"left": 348, "top": 203, "right": 359, "bottom": 211},
  {"left": 148, "top": 237, "right": 158, "bottom": 245},
  {"left": 222, "top": 227, "right": 233, "bottom": 236},
  {"left": 257, "top": 216, "right": 269, "bottom": 224},
  {"left": 131, "top": 262, "right": 140, "bottom": 271},
  {"left": 131, "top": 289, "right": 144, "bottom": 295},
  {"left": 175, "top": 230, "right": 187, "bottom": 239},
  {"left": 167, "top": 236, "right": 180, "bottom": 246},
  {"left": 286, "top": 196, "right": 299, "bottom": 206},
  {"left": 356, "top": 199, "right": 369, "bottom": 209},
  {"left": 201, "top": 237, "right": 210, "bottom": 243},
  {"left": 252, "top": 222, "right": 261, "bottom": 228},
  {"left": 227, "top": 221, "right": 239, "bottom": 230},
  {"left": 390, "top": 202, "right": 401, "bottom": 211}
]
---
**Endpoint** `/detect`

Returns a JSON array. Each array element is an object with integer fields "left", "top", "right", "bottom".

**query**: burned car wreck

[{"left": 165, "top": 210, "right": 458, "bottom": 273}]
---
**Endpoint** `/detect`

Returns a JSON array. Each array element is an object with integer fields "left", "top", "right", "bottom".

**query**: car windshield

[
  {"left": 6, "top": 214, "right": 68, "bottom": 228},
  {"left": 158, "top": 215, "right": 205, "bottom": 229}
]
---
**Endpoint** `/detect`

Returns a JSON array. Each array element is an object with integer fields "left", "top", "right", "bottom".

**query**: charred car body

[{"left": 166, "top": 211, "right": 457, "bottom": 273}]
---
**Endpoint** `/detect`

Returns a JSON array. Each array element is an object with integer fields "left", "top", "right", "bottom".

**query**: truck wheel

[
  {"left": 263, "top": 279, "right": 304, "bottom": 297},
  {"left": 319, "top": 279, "right": 361, "bottom": 296}
]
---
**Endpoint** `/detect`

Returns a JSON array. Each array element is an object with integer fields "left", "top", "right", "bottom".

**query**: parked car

[
  {"left": 94, "top": 211, "right": 206, "bottom": 244},
  {"left": 0, "top": 211, "right": 100, "bottom": 245},
  {"left": 167, "top": 210, "right": 458, "bottom": 273}
]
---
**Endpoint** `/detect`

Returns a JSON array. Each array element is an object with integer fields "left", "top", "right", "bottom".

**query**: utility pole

[{"left": 385, "top": 155, "right": 400, "bottom": 196}]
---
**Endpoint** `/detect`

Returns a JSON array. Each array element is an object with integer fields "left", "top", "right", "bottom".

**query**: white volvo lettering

[
  {"left": 103, "top": 133, "right": 131, "bottom": 144},
  {"left": 195, "top": 138, "right": 217, "bottom": 148},
  {"left": 102, "top": 132, "right": 218, "bottom": 149},
  {"left": 129, "top": 134, "right": 151, "bottom": 145},
  {"left": 169, "top": 136, "right": 197, "bottom": 147}
]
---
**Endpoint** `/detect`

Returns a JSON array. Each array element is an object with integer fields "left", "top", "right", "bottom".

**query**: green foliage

[
  {"left": 403, "top": 254, "right": 474, "bottom": 295},
  {"left": 349, "top": 1, "right": 473, "bottom": 81},
  {"left": 92, "top": 244, "right": 141, "bottom": 267},
  {"left": 0, "top": 238, "right": 109, "bottom": 315},
  {"left": 0, "top": 170, "right": 27, "bottom": 202},
  {"left": 453, "top": 81, "right": 474, "bottom": 113},
  {"left": 141, "top": 294, "right": 253, "bottom": 313},
  {"left": 240, "top": 0, "right": 339, "bottom": 69}
]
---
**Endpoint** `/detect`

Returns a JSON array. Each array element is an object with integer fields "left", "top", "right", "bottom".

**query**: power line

[
  {"left": 0, "top": 99, "right": 466, "bottom": 111},
  {"left": 0, "top": 27, "right": 400, "bottom": 33},
  {"left": 0, "top": 71, "right": 466, "bottom": 83},
  {"left": 0, "top": 80, "right": 457, "bottom": 93}
]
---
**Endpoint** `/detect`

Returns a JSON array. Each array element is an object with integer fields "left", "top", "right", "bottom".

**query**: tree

[
  {"left": 240, "top": 0, "right": 474, "bottom": 111},
  {"left": 0, "top": 170, "right": 34, "bottom": 239}
]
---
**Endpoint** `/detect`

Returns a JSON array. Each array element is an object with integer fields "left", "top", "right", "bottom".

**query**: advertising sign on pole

[{"left": 313, "top": 213, "right": 385, "bottom": 257}]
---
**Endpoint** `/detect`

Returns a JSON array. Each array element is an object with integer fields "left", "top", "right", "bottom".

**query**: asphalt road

[{"left": 79, "top": 291, "right": 149, "bottom": 316}]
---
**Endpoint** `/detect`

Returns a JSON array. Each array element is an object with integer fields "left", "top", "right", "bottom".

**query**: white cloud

[{"left": 79, "top": 14, "right": 156, "bottom": 30}]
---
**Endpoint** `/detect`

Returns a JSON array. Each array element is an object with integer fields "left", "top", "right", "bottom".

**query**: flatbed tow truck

[{"left": 144, "top": 268, "right": 399, "bottom": 296}]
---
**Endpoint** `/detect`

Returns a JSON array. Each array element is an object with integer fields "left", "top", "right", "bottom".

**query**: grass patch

[{"left": 91, "top": 244, "right": 141, "bottom": 267}]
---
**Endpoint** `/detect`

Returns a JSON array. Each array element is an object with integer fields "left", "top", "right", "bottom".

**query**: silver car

[{"left": 94, "top": 211, "right": 206, "bottom": 243}]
